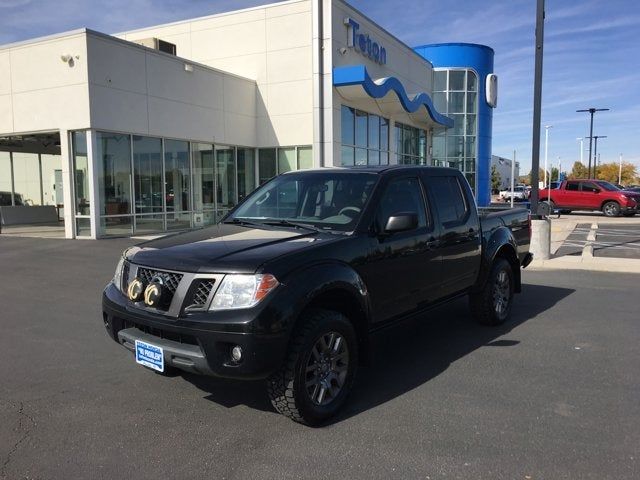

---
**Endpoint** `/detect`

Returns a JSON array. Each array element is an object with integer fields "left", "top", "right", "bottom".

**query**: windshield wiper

[
  {"left": 222, "top": 218, "right": 267, "bottom": 228},
  {"left": 261, "top": 219, "right": 322, "bottom": 232}
]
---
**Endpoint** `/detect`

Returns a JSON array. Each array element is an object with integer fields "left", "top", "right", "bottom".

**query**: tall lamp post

[
  {"left": 530, "top": 0, "right": 545, "bottom": 215},
  {"left": 544, "top": 125, "right": 552, "bottom": 188},
  {"left": 619, "top": 153, "right": 623, "bottom": 185},
  {"left": 587, "top": 135, "right": 607, "bottom": 178},
  {"left": 576, "top": 137, "right": 584, "bottom": 165},
  {"left": 576, "top": 107, "right": 609, "bottom": 178}
]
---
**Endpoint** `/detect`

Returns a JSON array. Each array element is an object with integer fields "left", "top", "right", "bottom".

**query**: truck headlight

[
  {"left": 210, "top": 274, "right": 279, "bottom": 310},
  {"left": 113, "top": 256, "right": 126, "bottom": 292}
]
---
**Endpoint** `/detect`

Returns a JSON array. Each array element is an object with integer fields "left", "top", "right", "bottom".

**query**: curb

[{"left": 528, "top": 256, "right": 640, "bottom": 273}]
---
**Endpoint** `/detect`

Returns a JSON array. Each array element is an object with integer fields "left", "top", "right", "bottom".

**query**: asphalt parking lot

[{"left": 1, "top": 237, "right": 639, "bottom": 479}]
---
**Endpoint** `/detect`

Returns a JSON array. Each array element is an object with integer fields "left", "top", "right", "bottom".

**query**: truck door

[
  {"left": 423, "top": 173, "right": 481, "bottom": 298},
  {"left": 579, "top": 181, "right": 602, "bottom": 209},
  {"left": 359, "top": 176, "right": 442, "bottom": 323},
  {"left": 562, "top": 181, "right": 581, "bottom": 208}
]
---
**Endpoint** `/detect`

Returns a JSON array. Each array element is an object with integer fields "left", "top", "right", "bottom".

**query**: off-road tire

[
  {"left": 469, "top": 258, "right": 514, "bottom": 326},
  {"left": 266, "top": 309, "right": 358, "bottom": 426}
]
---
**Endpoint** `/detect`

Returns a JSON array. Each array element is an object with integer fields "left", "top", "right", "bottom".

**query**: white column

[
  {"left": 388, "top": 119, "right": 398, "bottom": 165},
  {"left": 86, "top": 130, "right": 100, "bottom": 239},
  {"left": 59, "top": 130, "right": 75, "bottom": 239}
]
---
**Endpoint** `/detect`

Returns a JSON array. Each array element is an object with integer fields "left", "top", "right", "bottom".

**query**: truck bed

[{"left": 478, "top": 206, "right": 531, "bottom": 263}]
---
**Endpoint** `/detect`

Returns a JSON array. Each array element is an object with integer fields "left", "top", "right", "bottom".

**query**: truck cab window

[
  {"left": 376, "top": 178, "right": 427, "bottom": 230},
  {"left": 427, "top": 176, "right": 468, "bottom": 225}
]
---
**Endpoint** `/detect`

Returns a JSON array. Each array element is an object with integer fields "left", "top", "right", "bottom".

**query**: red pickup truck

[{"left": 540, "top": 179, "right": 640, "bottom": 217}]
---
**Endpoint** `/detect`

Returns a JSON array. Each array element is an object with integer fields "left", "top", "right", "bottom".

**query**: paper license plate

[{"left": 135, "top": 340, "right": 164, "bottom": 372}]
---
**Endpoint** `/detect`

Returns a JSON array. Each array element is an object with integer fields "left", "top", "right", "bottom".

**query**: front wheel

[
  {"left": 470, "top": 258, "right": 514, "bottom": 326},
  {"left": 267, "top": 309, "right": 358, "bottom": 426},
  {"left": 602, "top": 201, "right": 621, "bottom": 217}
]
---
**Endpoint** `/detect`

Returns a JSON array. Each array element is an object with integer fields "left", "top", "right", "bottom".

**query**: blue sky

[{"left": 1, "top": 0, "right": 639, "bottom": 174}]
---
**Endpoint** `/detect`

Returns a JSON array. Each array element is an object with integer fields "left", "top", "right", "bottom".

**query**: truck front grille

[
  {"left": 186, "top": 279, "right": 216, "bottom": 310},
  {"left": 137, "top": 268, "right": 182, "bottom": 294}
]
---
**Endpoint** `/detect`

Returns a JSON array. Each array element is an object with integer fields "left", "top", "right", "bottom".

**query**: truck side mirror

[{"left": 384, "top": 212, "right": 418, "bottom": 233}]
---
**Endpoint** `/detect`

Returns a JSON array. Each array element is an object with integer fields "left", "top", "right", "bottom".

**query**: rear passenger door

[
  {"left": 561, "top": 181, "right": 581, "bottom": 207},
  {"left": 422, "top": 173, "right": 481, "bottom": 298}
]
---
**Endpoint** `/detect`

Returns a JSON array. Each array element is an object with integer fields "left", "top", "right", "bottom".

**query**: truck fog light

[{"left": 231, "top": 346, "right": 243, "bottom": 362}]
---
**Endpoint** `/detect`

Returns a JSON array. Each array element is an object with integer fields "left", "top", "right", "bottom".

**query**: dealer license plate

[{"left": 135, "top": 340, "right": 164, "bottom": 372}]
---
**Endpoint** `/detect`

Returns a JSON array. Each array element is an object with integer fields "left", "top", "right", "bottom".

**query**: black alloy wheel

[{"left": 267, "top": 309, "right": 358, "bottom": 426}]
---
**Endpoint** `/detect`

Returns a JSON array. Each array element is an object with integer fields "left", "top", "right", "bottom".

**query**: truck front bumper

[{"left": 102, "top": 283, "right": 289, "bottom": 380}]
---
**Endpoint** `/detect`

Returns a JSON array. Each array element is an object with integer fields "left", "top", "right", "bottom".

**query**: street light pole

[
  {"left": 576, "top": 137, "right": 584, "bottom": 165},
  {"left": 587, "top": 135, "right": 607, "bottom": 179},
  {"left": 530, "top": 0, "right": 545, "bottom": 215},
  {"left": 619, "top": 153, "right": 623, "bottom": 185},
  {"left": 544, "top": 125, "right": 552, "bottom": 188},
  {"left": 577, "top": 107, "right": 609, "bottom": 178}
]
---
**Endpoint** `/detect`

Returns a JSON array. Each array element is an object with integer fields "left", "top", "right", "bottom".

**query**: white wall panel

[
  {"left": 0, "top": 52, "right": 11, "bottom": 95},
  {"left": 12, "top": 84, "right": 90, "bottom": 132},
  {"left": 88, "top": 84, "right": 148, "bottom": 133},
  {"left": 87, "top": 37, "right": 147, "bottom": 94},
  {"left": 9, "top": 35, "right": 88, "bottom": 93},
  {"left": 146, "top": 53, "right": 224, "bottom": 110}
]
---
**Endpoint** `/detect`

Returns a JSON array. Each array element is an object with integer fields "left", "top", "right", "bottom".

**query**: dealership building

[{"left": 0, "top": 0, "right": 496, "bottom": 239}]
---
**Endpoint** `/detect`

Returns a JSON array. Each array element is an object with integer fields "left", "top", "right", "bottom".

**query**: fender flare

[{"left": 474, "top": 227, "right": 522, "bottom": 294}]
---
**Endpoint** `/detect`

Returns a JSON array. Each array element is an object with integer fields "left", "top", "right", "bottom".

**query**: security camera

[
  {"left": 339, "top": 47, "right": 347, "bottom": 55},
  {"left": 60, "top": 54, "right": 72, "bottom": 63}
]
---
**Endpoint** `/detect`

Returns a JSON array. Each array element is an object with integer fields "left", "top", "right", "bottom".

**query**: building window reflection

[
  {"left": 340, "top": 105, "right": 389, "bottom": 166},
  {"left": 432, "top": 69, "right": 477, "bottom": 191}
]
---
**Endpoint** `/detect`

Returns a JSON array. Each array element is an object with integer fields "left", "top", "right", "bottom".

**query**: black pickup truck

[{"left": 103, "top": 166, "right": 532, "bottom": 425}]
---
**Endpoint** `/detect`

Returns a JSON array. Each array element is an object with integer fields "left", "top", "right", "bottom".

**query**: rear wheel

[
  {"left": 267, "top": 309, "right": 358, "bottom": 426},
  {"left": 470, "top": 258, "right": 514, "bottom": 326},
  {"left": 602, "top": 201, "right": 620, "bottom": 217}
]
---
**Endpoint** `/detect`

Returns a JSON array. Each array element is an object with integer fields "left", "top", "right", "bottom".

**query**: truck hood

[{"left": 126, "top": 223, "right": 334, "bottom": 273}]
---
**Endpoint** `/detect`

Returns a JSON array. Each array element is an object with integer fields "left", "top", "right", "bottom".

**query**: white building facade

[{"left": 0, "top": 0, "right": 473, "bottom": 239}]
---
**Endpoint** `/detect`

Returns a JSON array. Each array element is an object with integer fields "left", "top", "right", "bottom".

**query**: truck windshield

[{"left": 227, "top": 171, "right": 378, "bottom": 231}]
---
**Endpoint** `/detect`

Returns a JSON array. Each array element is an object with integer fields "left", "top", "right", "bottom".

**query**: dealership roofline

[{"left": 0, "top": 27, "right": 256, "bottom": 83}]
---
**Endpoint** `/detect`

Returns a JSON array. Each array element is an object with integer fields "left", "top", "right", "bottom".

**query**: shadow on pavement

[{"left": 182, "top": 283, "right": 575, "bottom": 422}]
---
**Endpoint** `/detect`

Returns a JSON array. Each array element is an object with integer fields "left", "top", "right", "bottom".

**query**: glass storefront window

[
  {"left": 258, "top": 148, "right": 277, "bottom": 185},
  {"left": 433, "top": 69, "right": 478, "bottom": 192},
  {"left": 355, "top": 110, "right": 367, "bottom": 148},
  {"left": 100, "top": 216, "right": 132, "bottom": 236},
  {"left": 434, "top": 70, "right": 447, "bottom": 91},
  {"left": 278, "top": 148, "right": 296, "bottom": 174},
  {"left": 341, "top": 106, "right": 354, "bottom": 145},
  {"left": 216, "top": 146, "right": 236, "bottom": 217},
  {"left": 449, "top": 70, "right": 465, "bottom": 91},
  {"left": 72, "top": 131, "right": 90, "bottom": 235},
  {"left": 297, "top": 146, "right": 313, "bottom": 170},
  {"left": 133, "top": 136, "right": 163, "bottom": 218},
  {"left": 97, "top": 132, "right": 132, "bottom": 217},
  {"left": 237, "top": 148, "right": 256, "bottom": 202},
  {"left": 192, "top": 142, "right": 214, "bottom": 213},
  {"left": 466, "top": 71, "right": 477, "bottom": 92},
  {"left": 164, "top": 139, "right": 190, "bottom": 213},
  {"left": 341, "top": 146, "right": 354, "bottom": 166},
  {"left": 449, "top": 92, "right": 465, "bottom": 113},
  {"left": 340, "top": 105, "right": 389, "bottom": 166},
  {"left": 395, "top": 122, "right": 427, "bottom": 165},
  {"left": 11, "top": 153, "right": 41, "bottom": 206},
  {"left": 0, "top": 153, "right": 11, "bottom": 205}
]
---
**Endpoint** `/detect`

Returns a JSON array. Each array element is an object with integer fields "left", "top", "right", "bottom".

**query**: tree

[
  {"left": 526, "top": 168, "right": 550, "bottom": 186},
  {"left": 491, "top": 165, "right": 502, "bottom": 192},
  {"left": 568, "top": 161, "right": 589, "bottom": 179},
  {"left": 595, "top": 162, "right": 638, "bottom": 185}
]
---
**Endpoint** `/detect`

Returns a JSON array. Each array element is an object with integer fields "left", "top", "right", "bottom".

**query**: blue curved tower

[{"left": 414, "top": 43, "right": 495, "bottom": 206}]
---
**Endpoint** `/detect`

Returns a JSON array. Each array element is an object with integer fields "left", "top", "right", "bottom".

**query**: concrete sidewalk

[{"left": 529, "top": 212, "right": 640, "bottom": 273}]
